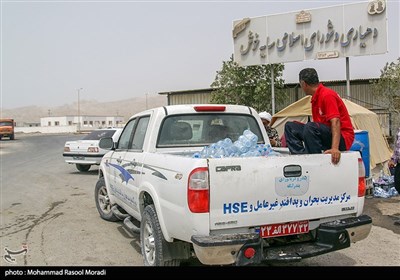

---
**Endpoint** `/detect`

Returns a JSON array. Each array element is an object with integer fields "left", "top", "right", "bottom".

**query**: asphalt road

[{"left": 0, "top": 133, "right": 399, "bottom": 268}]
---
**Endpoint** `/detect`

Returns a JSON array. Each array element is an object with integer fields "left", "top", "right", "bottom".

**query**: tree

[
  {"left": 373, "top": 57, "right": 400, "bottom": 114},
  {"left": 210, "top": 55, "right": 287, "bottom": 113},
  {"left": 372, "top": 57, "right": 400, "bottom": 138}
]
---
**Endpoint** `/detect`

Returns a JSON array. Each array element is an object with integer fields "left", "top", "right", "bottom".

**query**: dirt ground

[{"left": 363, "top": 194, "right": 400, "bottom": 234}]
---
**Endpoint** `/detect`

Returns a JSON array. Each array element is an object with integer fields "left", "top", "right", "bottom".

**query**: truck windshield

[
  {"left": 157, "top": 113, "right": 264, "bottom": 147},
  {"left": 0, "top": 121, "right": 13, "bottom": 126}
]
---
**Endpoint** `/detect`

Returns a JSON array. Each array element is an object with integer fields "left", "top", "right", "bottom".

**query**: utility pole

[{"left": 77, "top": 88, "right": 83, "bottom": 132}]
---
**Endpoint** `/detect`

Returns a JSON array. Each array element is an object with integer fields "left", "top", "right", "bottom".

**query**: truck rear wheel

[
  {"left": 76, "top": 164, "right": 91, "bottom": 172},
  {"left": 10, "top": 134, "right": 14, "bottom": 140},
  {"left": 141, "top": 205, "right": 180, "bottom": 266},
  {"left": 94, "top": 178, "right": 119, "bottom": 222}
]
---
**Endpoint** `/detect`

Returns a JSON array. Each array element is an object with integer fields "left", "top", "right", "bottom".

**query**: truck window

[
  {"left": 118, "top": 119, "right": 137, "bottom": 150},
  {"left": 0, "top": 121, "right": 13, "bottom": 126},
  {"left": 157, "top": 114, "right": 264, "bottom": 147},
  {"left": 130, "top": 116, "right": 150, "bottom": 150}
]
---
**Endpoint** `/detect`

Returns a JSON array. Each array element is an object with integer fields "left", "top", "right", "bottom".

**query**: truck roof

[{"left": 130, "top": 104, "right": 257, "bottom": 120}]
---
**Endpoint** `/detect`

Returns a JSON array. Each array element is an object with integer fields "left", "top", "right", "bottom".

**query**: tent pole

[
  {"left": 271, "top": 65, "right": 275, "bottom": 114},
  {"left": 346, "top": 57, "right": 351, "bottom": 98}
]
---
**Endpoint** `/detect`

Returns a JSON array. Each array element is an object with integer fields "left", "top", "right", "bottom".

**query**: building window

[
  {"left": 108, "top": 121, "right": 113, "bottom": 126},
  {"left": 89, "top": 121, "right": 93, "bottom": 126},
  {"left": 84, "top": 121, "right": 88, "bottom": 125},
  {"left": 102, "top": 121, "right": 106, "bottom": 125},
  {"left": 55, "top": 121, "right": 60, "bottom": 126},
  {"left": 68, "top": 121, "right": 72, "bottom": 125},
  {"left": 48, "top": 121, "right": 51, "bottom": 126}
]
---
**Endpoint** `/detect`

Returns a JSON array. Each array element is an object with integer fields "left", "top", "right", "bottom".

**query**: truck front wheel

[
  {"left": 94, "top": 178, "right": 119, "bottom": 222},
  {"left": 141, "top": 205, "right": 180, "bottom": 266}
]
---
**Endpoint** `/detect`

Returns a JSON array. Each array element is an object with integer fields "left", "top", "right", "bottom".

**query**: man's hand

[
  {"left": 324, "top": 148, "right": 341, "bottom": 164},
  {"left": 388, "top": 159, "right": 396, "bottom": 168}
]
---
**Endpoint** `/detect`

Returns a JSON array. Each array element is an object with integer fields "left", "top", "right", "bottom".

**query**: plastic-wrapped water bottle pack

[
  {"left": 372, "top": 172, "right": 398, "bottom": 198},
  {"left": 192, "top": 129, "right": 281, "bottom": 158}
]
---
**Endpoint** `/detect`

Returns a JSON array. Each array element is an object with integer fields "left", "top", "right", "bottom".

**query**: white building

[{"left": 40, "top": 115, "right": 124, "bottom": 129}]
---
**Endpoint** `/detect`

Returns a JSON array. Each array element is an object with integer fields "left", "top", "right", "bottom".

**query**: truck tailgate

[{"left": 208, "top": 152, "right": 361, "bottom": 230}]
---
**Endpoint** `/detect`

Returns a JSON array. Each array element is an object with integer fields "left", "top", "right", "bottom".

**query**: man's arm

[{"left": 324, "top": 117, "right": 341, "bottom": 164}]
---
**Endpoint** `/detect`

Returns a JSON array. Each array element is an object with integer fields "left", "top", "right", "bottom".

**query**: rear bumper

[
  {"left": 63, "top": 154, "right": 103, "bottom": 165},
  {"left": 191, "top": 215, "right": 372, "bottom": 266}
]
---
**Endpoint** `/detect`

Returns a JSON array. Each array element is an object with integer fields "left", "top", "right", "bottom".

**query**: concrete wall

[{"left": 15, "top": 126, "right": 77, "bottom": 134}]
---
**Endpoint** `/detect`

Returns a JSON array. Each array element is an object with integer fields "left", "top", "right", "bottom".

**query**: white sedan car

[{"left": 63, "top": 128, "right": 123, "bottom": 172}]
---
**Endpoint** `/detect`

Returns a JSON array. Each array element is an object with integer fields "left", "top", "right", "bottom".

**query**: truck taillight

[
  {"left": 194, "top": 105, "right": 226, "bottom": 112},
  {"left": 188, "top": 167, "right": 209, "bottom": 213},
  {"left": 358, "top": 158, "right": 366, "bottom": 197},
  {"left": 64, "top": 147, "right": 70, "bottom": 152}
]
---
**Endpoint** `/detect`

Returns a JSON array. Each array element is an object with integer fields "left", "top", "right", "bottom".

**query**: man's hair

[{"left": 299, "top": 68, "right": 319, "bottom": 85}]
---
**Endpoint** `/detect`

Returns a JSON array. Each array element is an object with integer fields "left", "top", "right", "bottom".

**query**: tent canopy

[{"left": 270, "top": 95, "right": 392, "bottom": 170}]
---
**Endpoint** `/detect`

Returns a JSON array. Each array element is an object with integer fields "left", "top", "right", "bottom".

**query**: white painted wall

[{"left": 15, "top": 126, "right": 77, "bottom": 134}]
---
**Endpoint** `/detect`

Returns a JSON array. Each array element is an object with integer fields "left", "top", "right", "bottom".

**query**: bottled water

[
  {"left": 192, "top": 130, "right": 280, "bottom": 158},
  {"left": 234, "top": 139, "right": 249, "bottom": 154},
  {"left": 238, "top": 135, "right": 252, "bottom": 149},
  {"left": 222, "top": 137, "right": 232, "bottom": 147},
  {"left": 257, "top": 144, "right": 271, "bottom": 156},
  {"left": 243, "top": 129, "right": 258, "bottom": 146},
  {"left": 192, "top": 152, "right": 201, "bottom": 158}
]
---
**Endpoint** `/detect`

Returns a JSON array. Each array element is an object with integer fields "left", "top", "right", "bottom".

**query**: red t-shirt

[{"left": 311, "top": 84, "right": 355, "bottom": 150}]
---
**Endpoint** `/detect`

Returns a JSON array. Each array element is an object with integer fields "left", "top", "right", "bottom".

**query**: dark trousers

[
  {"left": 284, "top": 121, "right": 346, "bottom": 154},
  {"left": 394, "top": 163, "right": 400, "bottom": 193}
]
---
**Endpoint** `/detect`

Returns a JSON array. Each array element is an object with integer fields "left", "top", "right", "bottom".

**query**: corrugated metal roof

[{"left": 158, "top": 79, "right": 379, "bottom": 95}]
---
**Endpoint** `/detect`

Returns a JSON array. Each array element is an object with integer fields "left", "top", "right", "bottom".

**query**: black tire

[
  {"left": 94, "top": 178, "right": 119, "bottom": 222},
  {"left": 141, "top": 205, "right": 180, "bottom": 266},
  {"left": 76, "top": 164, "right": 91, "bottom": 172},
  {"left": 10, "top": 134, "right": 15, "bottom": 140}
]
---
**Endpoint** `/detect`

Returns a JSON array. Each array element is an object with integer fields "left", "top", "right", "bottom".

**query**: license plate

[
  {"left": 73, "top": 156, "right": 85, "bottom": 160},
  {"left": 258, "top": 220, "right": 309, "bottom": 238}
]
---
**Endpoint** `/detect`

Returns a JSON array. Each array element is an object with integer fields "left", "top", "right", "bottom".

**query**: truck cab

[{"left": 0, "top": 119, "right": 15, "bottom": 140}]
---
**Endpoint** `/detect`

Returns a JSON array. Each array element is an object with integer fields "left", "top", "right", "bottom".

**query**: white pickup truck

[{"left": 95, "top": 104, "right": 372, "bottom": 266}]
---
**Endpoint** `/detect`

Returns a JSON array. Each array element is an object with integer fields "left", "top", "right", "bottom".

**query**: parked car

[{"left": 63, "top": 128, "right": 123, "bottom": 172}]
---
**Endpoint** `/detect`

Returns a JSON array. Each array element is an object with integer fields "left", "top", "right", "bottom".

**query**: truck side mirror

[{"left": 99, "top": 137, "right": 114, "bottom": 150}]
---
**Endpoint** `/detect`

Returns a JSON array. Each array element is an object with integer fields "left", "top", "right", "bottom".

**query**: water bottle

[
  {"left": 234, "top": 140, "right": 248, "bottom": 154},
  {"left": 222, "top": 137, "right": 232, "bottom": 147},
  {"left": 239, "top": 135, "right": 252, "bottom": 149},
  {"left": 243, "top": 129, "right": 258, "bottom": 147},
  {"left": 227, "top": 144, "right": 239, "bottom": 157},
  {"left": 256, "top": 144, "right": 268, "bottom": 156},
  {"left": 214, "top": 147, "right": 227, "bottom": 158},
  {"left": 192, "top": 152, "right": 201, "bottom": 158},
  {"left": 200, "top": 146, "right": 208, "bottom": 158}
]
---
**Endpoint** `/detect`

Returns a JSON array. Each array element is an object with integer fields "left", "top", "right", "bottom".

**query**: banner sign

[{"left": 233, "top": 0, "right": 388, "bottom": 66}]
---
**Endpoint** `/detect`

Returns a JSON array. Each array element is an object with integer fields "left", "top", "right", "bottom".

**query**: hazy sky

[{"left": 2, "top": 0, "right": 399, "bottom": 109}]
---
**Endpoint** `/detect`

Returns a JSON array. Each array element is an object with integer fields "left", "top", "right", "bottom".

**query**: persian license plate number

[
  {"left": 259, "top": 220, "right": 309, "bottom": 238},
  {"left": 73, "top": 156, "right": 85, "bottom": 160}
]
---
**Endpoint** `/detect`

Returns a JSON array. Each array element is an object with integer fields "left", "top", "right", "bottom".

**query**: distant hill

[{"left": 2, "top": 94, "right": 167, "bottom": 125}]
